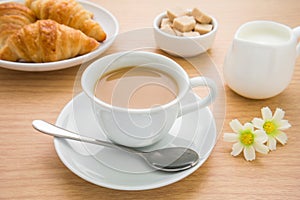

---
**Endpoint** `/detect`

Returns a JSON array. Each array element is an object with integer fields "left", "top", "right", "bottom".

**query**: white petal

[
  {"left": 272, "top": 108, "right": 285, "bottom": 122},
  {"left": 278, "top": 120, "right": 291, "bottom": 130},
  {"left": 231, "top": 142, "right": 244, "bottom": 156},
  {"left": 244, "top": 123, "right": 254, "bottom": 132},
  {"left": 253, "top": 142, "right": 269, "bottom": 154},
  {"left": 254, "top": 130, "right": 268, "bottom": 143},
  {"left": 229, "top": 119, "right": 243, "bottom": 133},
  {"left": 261, "top": 107, "right": 272, "bottom": 120},
  {"left": 275, "top": 131, "right": 288, "bottom": 145},
  {"left": 267, "top": 136, "right": 277, "bottom": 151},
  {"left": 252, "top": 118, "right": 264, "bottom": 129},
  {"left": 223, "top": 133, "right": 238, "bottom": 142},
  {"left": 243, "top": 146, "right": 256, "bottom": 161}
]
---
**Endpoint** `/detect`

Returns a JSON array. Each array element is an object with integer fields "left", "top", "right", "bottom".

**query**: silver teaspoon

[{"left": 32, "top": 120, "right": 200, "bottom": 172}]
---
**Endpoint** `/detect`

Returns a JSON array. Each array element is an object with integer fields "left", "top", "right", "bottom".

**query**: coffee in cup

[{"left": 95, "top": 66, "right": 178, "bottom": 109}]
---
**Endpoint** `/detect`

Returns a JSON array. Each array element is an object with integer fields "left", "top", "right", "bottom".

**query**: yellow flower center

[
  {"left": 263, "top": 121, "right": 276, "bottom": 134},
  {"left": 240, "top": 131, "right": 254, "bottom": 146}
]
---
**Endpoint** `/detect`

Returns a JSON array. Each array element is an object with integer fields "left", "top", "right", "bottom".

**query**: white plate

[
  {"left": 0, "top": 0, "right": 119, "bottom": 71},
  {"left": 54, "top": 92, "right": 217, "bottom": 190}
]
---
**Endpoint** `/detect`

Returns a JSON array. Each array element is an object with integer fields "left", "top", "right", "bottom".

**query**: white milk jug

[{"left": 223, "top": 21, "right": 300, "bottom": 99}]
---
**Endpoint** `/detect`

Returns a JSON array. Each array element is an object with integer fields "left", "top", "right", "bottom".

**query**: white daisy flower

[
  {"left": 223, "top": 119, "right": 269, "bottom": 161},
  {"left": 252, "top": 107, "right": 291, "bottom": 151}
]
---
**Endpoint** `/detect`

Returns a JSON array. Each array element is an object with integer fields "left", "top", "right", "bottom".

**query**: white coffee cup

[
  {"left": 223, "top": 21, "right": 300, "bottom": 99},
  {"left": 81, "top": 51, "right": 217, "bottom": 147}
]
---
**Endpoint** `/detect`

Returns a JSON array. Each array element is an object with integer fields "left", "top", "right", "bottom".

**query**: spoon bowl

[
  {"left": 32, "top": 120, "right": 200, "bottom": 172},
  {"left": 143, "top": 147, "right": 199, "bottom": 171}
]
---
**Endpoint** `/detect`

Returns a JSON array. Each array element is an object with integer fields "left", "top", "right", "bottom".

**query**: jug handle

[{"left": 293, "top": 26, "right": 300, "bottom": 57}]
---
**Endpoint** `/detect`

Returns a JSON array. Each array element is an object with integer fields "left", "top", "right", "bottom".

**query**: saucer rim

[{"left": 53, "top": 92, "right": 217, "bottom": 190}]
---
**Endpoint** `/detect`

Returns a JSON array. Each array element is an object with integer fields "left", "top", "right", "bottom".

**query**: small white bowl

[{"left": 153, "top": 12, "right": 218, "bottom": 57}]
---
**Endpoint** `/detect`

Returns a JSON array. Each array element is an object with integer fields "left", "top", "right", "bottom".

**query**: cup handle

[
  {"left": 293, "top": 26, "right": 300, "bottom": 57},
  {"left": 178, "top": 77, "right": 217, "bottom": 117}
]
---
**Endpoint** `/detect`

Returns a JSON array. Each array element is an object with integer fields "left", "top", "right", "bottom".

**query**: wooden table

[{"left": 1, "top": 0, "right": 300, "bottom": 199}]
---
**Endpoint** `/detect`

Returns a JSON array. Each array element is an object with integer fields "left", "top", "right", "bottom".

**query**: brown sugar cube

[
  {"left": 160, "top": 24, "right": 176, "bottom": 35},
  {"left": 172, "top": 16, "right": 196, "bottom": 32},
  {"left": 166, "top": 9, "right": 186, "bottom": 22},
  {"left": 191, "top": 8, "right": 212, "bottom": 24},
  {"left": 160, "top": 18, "right": 172, "bottom": 27},
  {"left": 182, "top": 31, "right": 200, "bottom": 37},
  {"left": 173, "top": 28, "right": 183, "bottom": 36},
  {"left": 194, "top": 23, "right": 213, "bottom": 34}
]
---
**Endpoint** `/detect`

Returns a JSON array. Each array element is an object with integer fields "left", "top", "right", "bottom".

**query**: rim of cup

[{"left": 81, "top": 51, "right": 191, "bottom": 113}]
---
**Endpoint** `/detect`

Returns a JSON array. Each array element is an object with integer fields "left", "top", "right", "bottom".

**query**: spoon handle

[{"left": 32, "top": 120, "right": 139, "bottom": 154}]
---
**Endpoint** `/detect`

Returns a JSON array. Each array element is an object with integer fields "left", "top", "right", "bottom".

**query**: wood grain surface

[{"left": 1, "top": 0, "right": 299, "bottom": 199}]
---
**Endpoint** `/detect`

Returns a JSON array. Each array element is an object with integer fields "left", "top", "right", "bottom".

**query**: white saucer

[
  {"left": 54, "top": 92, "right": 217, "bottom": 190},
  {"left": 0, "top": 0, "right": 119, "bottom": 71}
]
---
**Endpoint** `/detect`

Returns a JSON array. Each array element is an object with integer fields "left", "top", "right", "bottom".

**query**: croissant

[
  {"left": 0, "top": 2, "right": 36, "bottom": 48},
  {"left": 26, "top": 0, "right": 106, "bottom": 42},
  {"left": 0, "top": 19, "right": 100, "bottom": 63}
]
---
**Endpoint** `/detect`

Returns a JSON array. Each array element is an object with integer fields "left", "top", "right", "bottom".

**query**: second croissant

[{"left": 26, "top": 0, "right": 107, "bottom": 42}]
